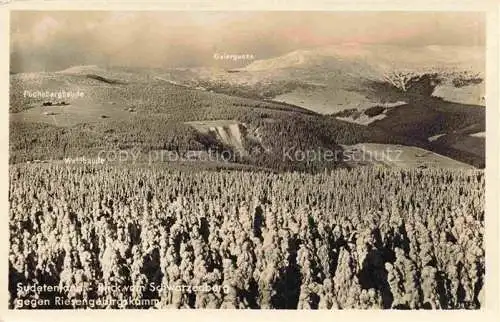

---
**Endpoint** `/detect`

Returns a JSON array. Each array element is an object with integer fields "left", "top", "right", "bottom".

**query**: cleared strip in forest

[
  {"left": 185, "top": 120, "right": 248, "bottom": 156},
  {"left": 342, "top": 143, "right": 475, "bottom": 169}
]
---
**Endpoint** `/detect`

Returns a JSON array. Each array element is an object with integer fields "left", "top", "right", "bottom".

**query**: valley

[{"left": 9, "top": 44, "right": 485, "bottom": 171}]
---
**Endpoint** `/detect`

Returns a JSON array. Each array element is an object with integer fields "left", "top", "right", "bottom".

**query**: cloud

[
  {"left": 10, "top": 11, "right": 486, "bottom": 72},
  {"left": 32, "top": 16, "right": 61, "bottom": 44}
]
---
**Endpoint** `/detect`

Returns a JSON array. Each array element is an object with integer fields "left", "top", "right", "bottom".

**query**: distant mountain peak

[{"left": 243, "top": 44, "right": 484, "bottom": 75}]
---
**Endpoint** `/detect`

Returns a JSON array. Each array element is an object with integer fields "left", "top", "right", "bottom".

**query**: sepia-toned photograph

[{"left": 7, "top": 10, "right": 488, "bottom": 310}]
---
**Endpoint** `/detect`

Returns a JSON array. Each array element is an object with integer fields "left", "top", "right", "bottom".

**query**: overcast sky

[{"left": 10, "top": 11, "right": 485, "bottom": 72}]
